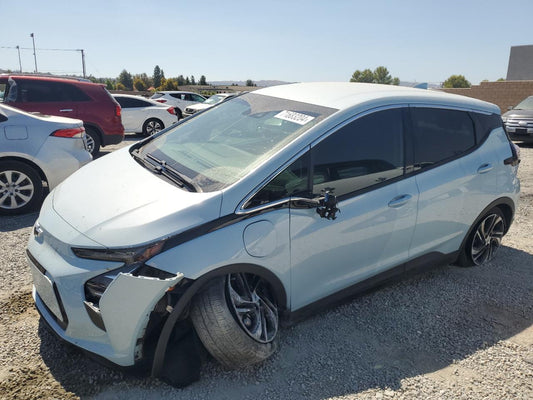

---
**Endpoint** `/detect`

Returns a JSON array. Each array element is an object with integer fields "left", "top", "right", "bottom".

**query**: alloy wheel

[
  {"left": 146, "top": 120, "right": 162, "bottom": 135},
  {"left": 471, "top": 213, "right": 505, "bottom": 265},
  {"left": 0, "top": 170, "right": 35, "bottom": 210},
  {"left": 227, "top": 273, "right": 278, "bottom": 343}
]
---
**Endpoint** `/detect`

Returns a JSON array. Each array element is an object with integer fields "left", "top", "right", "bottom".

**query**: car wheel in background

[
  {"left": 457, "top": 207, "right": 506, "bottom": 267},
  {"left": 190, "top": 274, "right": 279, "bottom": 369},
  {"left": 0, "top": 160, "right": 44, "bottom": 215},
  {"left": 84, "top": 126, "right": 101, "bottom": 156},
  {"left": 142, "top": 118, "right": 164, "bottom": 136}
]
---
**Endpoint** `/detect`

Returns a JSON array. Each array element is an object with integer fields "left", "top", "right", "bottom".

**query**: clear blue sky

[{"left": 1, "top": 0, "right": 532, "bottom": 85}]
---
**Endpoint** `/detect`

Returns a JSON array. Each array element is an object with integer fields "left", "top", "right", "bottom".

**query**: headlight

[{"left": 72, "top": 241, "right": 165, "bottom": 264}]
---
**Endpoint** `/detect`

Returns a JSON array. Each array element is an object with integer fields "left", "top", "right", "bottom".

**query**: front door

[{"left": 288, "top": 108, "right": 419, "bottom": 311}]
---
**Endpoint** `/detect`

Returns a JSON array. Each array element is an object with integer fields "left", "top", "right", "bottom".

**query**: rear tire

[
  {"left": 142, "top": 118, "right": 164, "bottom": 136},
  {"left": 190, "top": 274, "right": 279, "bottom": 369},
  {"left": 84, "top": 126, "right": 101, "bottom": 157},
  {"left": 457, "top": 207, "right": 506, "bottom": 267},
  {"left": 0, "top": 160, "right": 43, "bottom": 215}
]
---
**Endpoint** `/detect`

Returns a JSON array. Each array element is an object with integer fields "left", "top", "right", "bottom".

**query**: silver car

[{"left": 0, "top": 104, "right": 91, "bottom": 215}]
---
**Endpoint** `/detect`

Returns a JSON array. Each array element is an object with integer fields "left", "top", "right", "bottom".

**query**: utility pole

[
  {"left": 79, "top": 49, "right": 86, "bottom": 78},
  {"left": 30, "top": 33, "right": 38, "bottom": 73},
  {"left": 16, "top": 46, "right": 22, "bottom": 72}
]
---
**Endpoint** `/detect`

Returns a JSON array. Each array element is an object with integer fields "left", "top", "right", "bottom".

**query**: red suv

[{"left": 0, "top": 75, "right": 124, "bottom": 155}]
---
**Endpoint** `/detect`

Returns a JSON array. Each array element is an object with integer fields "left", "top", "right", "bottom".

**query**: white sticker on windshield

[{"left": 274, "top": 110, "right": 315, "bottom": 125}]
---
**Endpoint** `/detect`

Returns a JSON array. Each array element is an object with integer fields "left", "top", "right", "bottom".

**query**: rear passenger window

[
  {"left": 15, "top": 80, "right": 89, "bottom": 102},
  {"left": 411, "top": 108, "right": 475, "bottom": 168},
  {"left": 311, "top": 108, "right": 404, "bottom": 197}
]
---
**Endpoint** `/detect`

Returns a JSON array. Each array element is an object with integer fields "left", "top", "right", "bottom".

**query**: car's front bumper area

[{"left": 27, "top": 217, "right": 182, "bottom": 367}]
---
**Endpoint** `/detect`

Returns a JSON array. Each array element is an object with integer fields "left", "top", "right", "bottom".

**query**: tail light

[
  {"left": 51, "top": 127, "right": 85, "bottom": 138},
  {"left": 155, "top": 99, "right": 167, "bottom": 103},
  {"left": 115, "top": 105, "right": 121, "bottom": 117},
  {"left": 166, "top": 107, "right": 175, "bottom": 115}
]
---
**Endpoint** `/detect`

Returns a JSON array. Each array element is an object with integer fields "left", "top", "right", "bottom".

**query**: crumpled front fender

[{"left": 99, "top": 272, "right": 183, "bottom": 364}]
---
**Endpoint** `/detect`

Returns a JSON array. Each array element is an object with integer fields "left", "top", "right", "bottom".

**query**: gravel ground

[{"left": 0, "top": 137, "right": 532, "bottom": 400}]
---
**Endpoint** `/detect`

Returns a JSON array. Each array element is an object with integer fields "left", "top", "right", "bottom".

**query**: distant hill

[{"left": 209, "top": 80, "right": 292, "bottom": 87}]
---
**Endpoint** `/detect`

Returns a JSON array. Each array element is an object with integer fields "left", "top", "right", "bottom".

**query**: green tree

[
  {"left": 115, "top": 82, "right": 126, "bottom": 91},
  {"left": 160, "top": 78, "right": 179, "bottom": 91},
  {"left": 153, "top": 65, "right": 163, "bottom": 88},
  {"left": 190, "top": 75, "right": 196, "bottom": 85},
  {"left": 105, "top": 79, "right": 115, "bottom": 90},
  {"left": 246, "top": 79, "right": 255, "bottom": 87},
  {"left": 117, "top": 69, "right": 133, "bottom": 90},
  {"left": 350, "top": 66, "right": 399, "bottom": 85},
  {"left": 497, "top": 78, "right": 505, "bottom": 82},
  {"left": 185, "top": 77, "right": 190, "bottom": 85},
  {"left": 442, "top": 75, "right": 471, "bottom": 88},
  {"left": 177, "top": 75, "right": 185, "bottom": 86},
  {"left": 199, "top": 75, "right": 207, "bottom": 85},
  {"left": 133, "top": 77, "right": 147, "bottom": 91}
]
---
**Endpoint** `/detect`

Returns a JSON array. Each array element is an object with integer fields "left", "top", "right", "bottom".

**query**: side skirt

[{"left": 283, "top": 251, "right": 459, "bottom": 326}]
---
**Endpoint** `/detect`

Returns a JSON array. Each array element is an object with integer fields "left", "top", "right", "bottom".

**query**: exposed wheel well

[{"left": 149, "top": 264, "right": 287, "bottom": 377}]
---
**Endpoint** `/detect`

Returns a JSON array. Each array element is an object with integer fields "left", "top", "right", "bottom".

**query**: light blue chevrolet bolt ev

[{"left": 27, "top": 83, "right": 520, "bottom": 386}]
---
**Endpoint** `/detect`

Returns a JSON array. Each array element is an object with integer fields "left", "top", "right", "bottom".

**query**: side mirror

[{"left": 316, "top": 191, "right": 339, "bottom": 220}]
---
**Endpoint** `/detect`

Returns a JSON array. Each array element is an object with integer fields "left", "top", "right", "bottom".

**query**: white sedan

[
  {"left": 0, "top": 104, "right": 91, "bottom": 215},
  {"left": 112, "top": 94, "right": 178, "bottom": 136}
]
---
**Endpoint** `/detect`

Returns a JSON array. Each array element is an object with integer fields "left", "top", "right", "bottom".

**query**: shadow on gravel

[
  {"left": 0, "top": 212, "right": 38, "bottom": 232},
  {"left": 38, "top": 245, "right": 533, "bottom": 399}
]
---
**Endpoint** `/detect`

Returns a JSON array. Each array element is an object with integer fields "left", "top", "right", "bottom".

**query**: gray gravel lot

[{"left": 0, "top": 136, "right": 532, "bottom": 399}]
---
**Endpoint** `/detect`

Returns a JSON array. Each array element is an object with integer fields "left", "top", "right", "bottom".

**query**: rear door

[
  {"left": 407, "top": 107, "right": 478, "bottom": 258},
  {"left": 288, "top": 107, "right": 419, "bottom": 311}
]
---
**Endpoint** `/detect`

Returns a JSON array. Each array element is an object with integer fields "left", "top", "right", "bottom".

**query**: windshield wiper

[{"left": 145, "top": 153, "right": 202, "bottom": 193}]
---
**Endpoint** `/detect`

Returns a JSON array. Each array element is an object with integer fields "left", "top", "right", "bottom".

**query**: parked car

[
  {"left": 501, "top": 95, "right": 533, "bottom": 142},
  {"left": 112, "top": 94, "right": 178, "bottom": 136},
  {"left": 150, "top": 91, "right": 206, "bottom": 119},
  {"left": 0, "top": 104, "right": 91, "bottom": 215},
  {"left": 182, "top": 93, "right": 237, "bottom": 118},
  {"left": 27, "top": 83, "right": 520, "bottom": 387},
  {"left": 0, "top": 75, "right": 124, "bottom": 156}
]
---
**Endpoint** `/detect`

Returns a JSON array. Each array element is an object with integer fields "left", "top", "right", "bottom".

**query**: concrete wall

[
  {"left": 439, "top": 80, "right": 533, "bottom": 113},
  {"left": 507, "top": 45, "right": 533, "bottom": 80}
]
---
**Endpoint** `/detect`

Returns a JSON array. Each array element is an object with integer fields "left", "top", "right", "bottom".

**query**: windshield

[
  {"left": 514, "top": 96, "right": 533, "bottom": 110},
  {"left": 138, "top": 92, "right": 336, "bottom": 192}
]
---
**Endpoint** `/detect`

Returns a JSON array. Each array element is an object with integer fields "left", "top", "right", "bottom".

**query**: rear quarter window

[{"left": 411, "top": 108, "right": 475, "bottom": 168}]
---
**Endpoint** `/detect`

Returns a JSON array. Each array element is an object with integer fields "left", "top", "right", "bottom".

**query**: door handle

[
  {"left": 388, "top": 194, "right": 412, "bottom": 208},
  {"left": 477, "top": 163, "right": 493, "bottom": 174},
  {"left": 59, "top": 109, "right": 73, "bottom": 112}
]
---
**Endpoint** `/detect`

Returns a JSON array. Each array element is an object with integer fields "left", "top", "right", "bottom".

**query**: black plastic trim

[{"left": 84, "top": 301, "right": 106, "bottom": 331}]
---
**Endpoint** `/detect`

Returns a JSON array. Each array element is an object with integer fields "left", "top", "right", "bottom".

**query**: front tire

[
  {"left": 142, "top": 118, "right": 164, "bottom": 136},
  {"left": 0, "top": 161, "right": 43, "bottom": 215},
  {"left": 190, "top": 274, "right": 279, "bottom": 369},
  {"left": 457, "top": 207, "right": 506, "bottom": 267}
]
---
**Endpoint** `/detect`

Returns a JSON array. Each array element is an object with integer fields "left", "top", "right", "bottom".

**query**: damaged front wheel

[{"left": 190, "top": 273, "right": 279, "bottom": 369}]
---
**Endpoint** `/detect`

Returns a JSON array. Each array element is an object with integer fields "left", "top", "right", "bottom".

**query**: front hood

[
  {"left": 502, "top": 109, "right": 533, "bottom": 119},
  {"left": 52, "top": 147, "right": 223, "bottom": 247}
]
